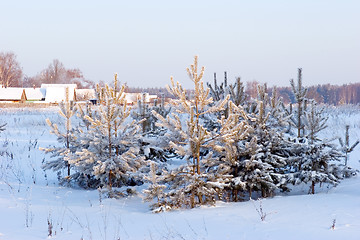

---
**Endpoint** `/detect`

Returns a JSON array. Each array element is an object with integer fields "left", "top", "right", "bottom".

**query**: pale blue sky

[{"left": 1, "top": 0, "right": 359, "bottom": 89}]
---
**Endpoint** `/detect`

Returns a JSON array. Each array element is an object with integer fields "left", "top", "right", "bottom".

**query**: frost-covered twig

[
  {"left": 331, "top": 219, "right": 336, "bottom": 230},
  {"left": 252, "top": 199, "right": 268, "bottom": 221}
]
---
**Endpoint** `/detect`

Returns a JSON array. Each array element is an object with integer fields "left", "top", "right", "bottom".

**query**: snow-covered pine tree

[
  {"left": 338, "top": 125, "right": 359, "bottom": 166},
  {"left": 132, "top": 93, "right": 171, "bottom": 135},
  {"left": 237, "top": 85, "right": 294, "bottom": 198},
  {"left": 206, "top": 80, "right": 294, "bottom": 200},
  {"left": 205, "top": 72, "right": 230, "bottom": 125},
  {"left": 288, "top": 101, "right": 344, "bottom": 194},
  {"left": 206, "top": 83, "right": 297, "bottom": 200},
  {"left": 131, "top": 93, "right": 172, "bottom": 162},
  {"left": 76, "top": 101, "right": 94, "bottom": 131},
  {"left": 203, "top": 101, "right": 252, "bottom": 201},
  {"left": 268, "top": 87, "right": 291, "bottom": 130},
  {"left": 285, "top": 70, "right": 357, "bottom": 194},
  {"left": 151, "top": 56, "right": 241, "bottom": 209},
  {"left": 134, "top": 93, "right": 150, "bottom": 134},
  {"left": 205, "top": 73, "right": 247, "bottom": 132},
  {"left": 142, "top": 162, "right": 168, "bottom": 212},
  {"left": 229, "top": 77, "right": 247, "bottom": 107},
  {"left": 68, "top": 77, "right": 145, "bottom": 191},
  {"left": 41, "top": 87, "right": 78, "bottom": 180},
  {"left": 303, "top": 100, "right": 327, "bottom": 144},
  {"left": 207, "top": 72, "right": 227, "bottom": 103},
  {"left": 290, "top": 68, "right": 308, "bottom": 138},
  {"left": 150, "top": 95, "right": 172, "bottom": 134},
  {"left": 207, "top": 73, "right": 247, "bottom": 113}
]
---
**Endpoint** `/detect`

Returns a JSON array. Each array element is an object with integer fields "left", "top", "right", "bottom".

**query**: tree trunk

[
  {"left": 311, "top": 181, "right": 315, "bottom": 194},
  {"left": 109, "top": 170, "right": 113, "bottom": 189},
  {"left": 233, "top": 189, "right": 238, "bottom": 202}
]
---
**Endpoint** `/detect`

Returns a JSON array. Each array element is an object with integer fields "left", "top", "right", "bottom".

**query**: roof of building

[
  {"left": 0, "top": 88, "right": 26, "bottom": 100},
  {"left": 24, "top": 88, "right": 46, "bottom": 100},
  {"left": 44, "top": 87, "right": 75, "bottom": 103}
]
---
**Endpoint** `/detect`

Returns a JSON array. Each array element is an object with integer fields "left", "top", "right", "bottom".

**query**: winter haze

[
  {"left": 1, "top": 1, "right": 360, "bottom": 239},
  {"left": 1, "top": 0, "right": 359, "bottom": 88}
]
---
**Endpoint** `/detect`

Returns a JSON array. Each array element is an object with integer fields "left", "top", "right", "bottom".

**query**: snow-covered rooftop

[
  {"left": 24, "top": 88, "right": 46, "bottom": 101},
  {"left": 40, "top": 84, "right": 77, "bottom": 103},
  {"left": 0, "top": 88, "right": 26, "bottom": 100},
  {"left": 44, "top": 87, "right": 75, "bottom": 103}
]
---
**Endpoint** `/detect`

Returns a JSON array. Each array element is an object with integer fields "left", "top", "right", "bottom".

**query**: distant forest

[
  {"left": 127, "top": 81, "right": 360, "bottom": 106},
  {"left": 276, "top": 83, "right": 360, "bottom": 105}
]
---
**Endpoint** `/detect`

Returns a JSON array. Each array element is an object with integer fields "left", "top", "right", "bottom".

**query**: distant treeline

[
  {"left": 275, "top": 82, "right": 360, "bottom": 105},
  {"left": 128, "top": 82, "right": 360, "bottom": 106}
]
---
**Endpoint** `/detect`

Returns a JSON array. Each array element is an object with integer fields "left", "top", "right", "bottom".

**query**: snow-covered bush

[
  {"left": 287, "top": 102, "right": 356, "bottom": 194},
  {"left": 42, "top": 77, "right": 146, "bottom": 191},
  {"left": 205, "top": 69, "right": 358, "bottom": 199},
  {"left": 284, "top": 72, "right": 357, "bottom": 194},
  {"left": 226, "top": 85, "right": 297, "bottom": 199},
  {"left": 67, "top": 82, "right": 146, "bottom": 190},
  {"left": 149, "top": 56, "right": 249, "bottom": 209}
]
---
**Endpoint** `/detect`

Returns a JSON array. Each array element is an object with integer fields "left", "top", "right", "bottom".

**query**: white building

[
  {"left": 0, "top": 88, "right": 26, "bottom": 102},
  {"left": 41, "top": 84, "right": 77, "bottom": 103},
  {"left": 123, "top": 92, "right": 158, "bottom": 105},
  {"left": 24, "top": 88, "right": 46, "bottom": 101}
]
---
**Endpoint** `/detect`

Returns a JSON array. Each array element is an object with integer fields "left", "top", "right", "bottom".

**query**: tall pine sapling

[
  {"left": 152, "top": 56, "right": 235, "bottom": 209},
  {"left": 142, "top": 162, "right": 168, "bottom": 212},
  {"left": 207, "top": 72, "right": 226, "bottom": 103},
  {"left": 204, "top": 101, "right": 251, "bottom": 201},
  {"left": 68, "top": 76, "right": 145, "bottom": 191},
  {"left": 229, "top": 77, "right": 247, "bottom": 107},
  {"left": 303, "top": 100, "right": 328, "bottom": 144},
  {"left": 338, "top": 125, "right": 359, "bottom": 166},
  {"left": 41, "top": 87, "right": 78, "bottom": 179},
  {"left": 240, "top": 85, "right": 291, "bottom": 198},
  {"left": 207, "top": 73, "right": 247, "bottom": 114},
  {"left": 290, "top": 68, "right": 308, "bottom": 138},
  {"left": 291, "top": 102, "right": 343, "bottom": 194}
]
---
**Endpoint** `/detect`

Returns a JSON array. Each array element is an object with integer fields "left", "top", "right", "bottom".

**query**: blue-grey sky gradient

[{"left": 1, "top": 0, "right": 359, "bottom": 89}]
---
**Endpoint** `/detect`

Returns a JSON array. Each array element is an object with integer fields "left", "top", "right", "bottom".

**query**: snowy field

[{"left": 0, "top": 106, "right": 359, "bottom": 240}]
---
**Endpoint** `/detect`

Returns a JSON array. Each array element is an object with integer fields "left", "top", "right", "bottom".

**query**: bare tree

[
  {"left": 0, "top": 52, "right": 23, "bottom": 87},
  {"left": 30, "top": 59, "right": 94, "bottom": 88},
  {"left": 245, "top": 80, "right": 259, "bottom": 100},
  {"left": 35, "top": 59, "right": 66, "bottom": 84}
]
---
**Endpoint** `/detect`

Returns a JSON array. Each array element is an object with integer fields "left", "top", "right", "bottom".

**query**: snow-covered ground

[{"left": 0, "top": 106, "right": 359, "bottom": 240}]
